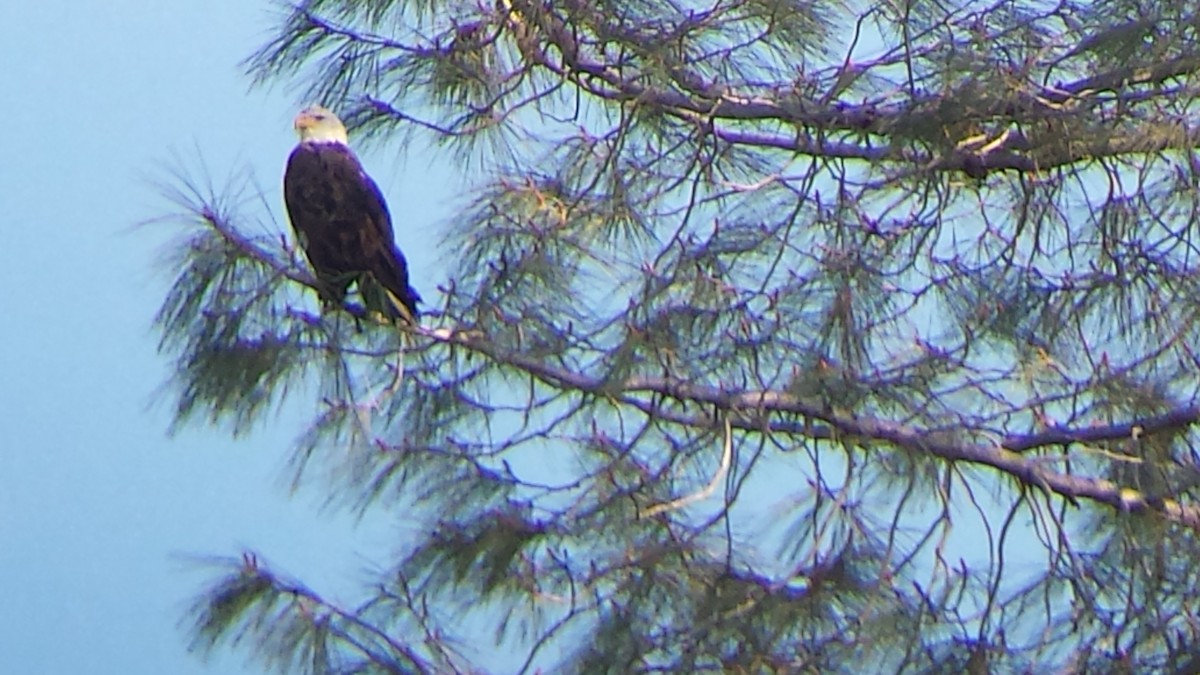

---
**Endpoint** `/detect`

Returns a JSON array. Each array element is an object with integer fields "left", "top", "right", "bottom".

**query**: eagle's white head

[{"left": 293, "top": 105, "right": 349, "bottom": 145}]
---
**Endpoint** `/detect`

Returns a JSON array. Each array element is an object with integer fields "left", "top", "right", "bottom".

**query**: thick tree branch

[
  {"left": 191, "top": 206, "right": 1200, "bottom": 530},
  {"left": 501, "top": 0, "right": 1200, "bottom": 173},
  {"left": 1002, "top": 406, "right": 1200, "bottom": 452},
  {"left": 1059, "top": 53, "right": 1200, "bottom": 97},
  {"left": 421, "top": 325, "right": 1200, "bottom": 531}
]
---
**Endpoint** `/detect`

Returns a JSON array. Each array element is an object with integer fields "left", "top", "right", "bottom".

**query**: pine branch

[
  {"left": 420, "top": 325, "right": 1200, "bottom": 530},
  {"left": 500, "top": 0, "right": 1200, "bottom": 174},
  {"left": 185, "top": 209, "right": 1200, "bottom": 531}
]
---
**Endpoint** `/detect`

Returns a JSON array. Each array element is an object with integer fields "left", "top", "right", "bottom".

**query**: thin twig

[{"left": 642, "top": 417, "right": 733, "bottom": 518}]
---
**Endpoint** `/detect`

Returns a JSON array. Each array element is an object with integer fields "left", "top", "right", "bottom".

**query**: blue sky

[
  {"left": 0, "top": 3, "right": 449, "bottom": 672},
  {"left": 0, "top": 3, "right": 1064, "bottom": 671}
]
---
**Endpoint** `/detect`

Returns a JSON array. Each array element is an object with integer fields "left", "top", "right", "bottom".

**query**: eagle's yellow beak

[{"left": 293, "top": 110, "right": 316, "bottom": 131}]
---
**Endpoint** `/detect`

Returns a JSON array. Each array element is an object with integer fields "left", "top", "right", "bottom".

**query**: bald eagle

[{"left": 284, "top": 105, "right": 421, "bottom": 323}]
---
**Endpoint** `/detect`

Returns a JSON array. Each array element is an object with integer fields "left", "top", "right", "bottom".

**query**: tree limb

[
  {"left": 501, "top": 0, "right": 1200, "bottom": 173},
  {"left": 421, "top": 325, "right": 1200, "bottom": 530}
]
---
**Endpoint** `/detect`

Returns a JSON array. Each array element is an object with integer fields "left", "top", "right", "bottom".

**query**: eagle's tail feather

[
  {"left": 384, "top": 287, "right": 420, "bottom": 325},
  {"left": 358, "top": 272, "right": 421, "bottom": 325}
]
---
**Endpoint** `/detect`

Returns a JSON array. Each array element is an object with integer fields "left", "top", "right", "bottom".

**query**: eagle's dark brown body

[{"left": 284, "top": 140, "right": 421, "bottom": 322}]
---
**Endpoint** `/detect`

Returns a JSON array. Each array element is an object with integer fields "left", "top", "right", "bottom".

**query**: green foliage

[{"left": 155, "top": 0, "right": 1200, "bottom": 672}]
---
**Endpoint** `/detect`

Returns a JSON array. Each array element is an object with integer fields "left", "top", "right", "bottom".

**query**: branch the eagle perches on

[{"left": 199, "top": 208, "right": 1200, "bottom": 532}]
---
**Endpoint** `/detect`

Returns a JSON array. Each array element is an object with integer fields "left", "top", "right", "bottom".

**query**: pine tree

[{"left": 157, "top": 1, "right": 1200, "bottom": 671}]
